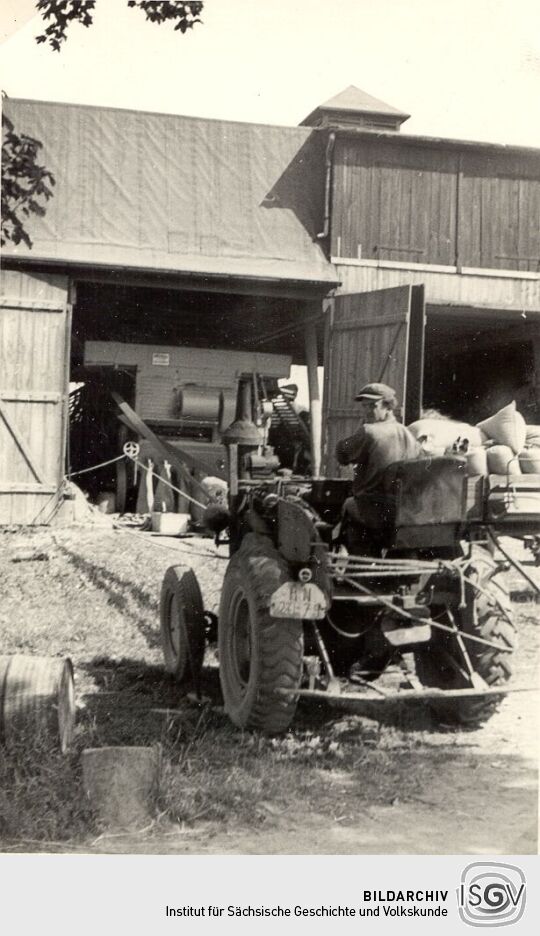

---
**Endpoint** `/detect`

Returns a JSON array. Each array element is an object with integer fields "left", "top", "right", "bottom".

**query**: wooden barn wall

[
  {"left": 0, "top": 270, "right": 70, "bottom": 525},
  {"left": 332, "top": 139, "right": 540, "bottom": 273},
  {"left": 458, "top": 151, "right": 540, "bottom": 272},
  {"left": 334, "top": 263, "right": 540, "bottom": 312}
]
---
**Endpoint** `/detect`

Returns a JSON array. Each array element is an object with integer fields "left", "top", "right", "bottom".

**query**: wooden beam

[
  {"left": 305, "top": 320, "right": 322, "bottom": 477},
  {"left": 114, "top": 398, "right": 216, "bottom": 499},
  {"left": 0, "top": 399, "right": 43, "bottom": 483},
  {"left": 1, "top": 259, "right": 335, "bottom": 301},
  {"left": 0, "top": 484, "right": 57, "bottom": 494},
  {"left": 0, "top": 391, "right": 61, "bottom": 403}
]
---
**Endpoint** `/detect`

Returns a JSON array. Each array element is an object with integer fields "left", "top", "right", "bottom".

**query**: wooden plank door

[
  {"left": 322, "top": 284, "right": 425, "bottom": 474},
  {"left": 0, "top": 270, "right": 71, "bottom": 524}
]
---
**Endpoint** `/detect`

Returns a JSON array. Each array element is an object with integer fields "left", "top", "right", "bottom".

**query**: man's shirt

[{"left": 336, "top": 418, "right": 420, "bottom": 496}]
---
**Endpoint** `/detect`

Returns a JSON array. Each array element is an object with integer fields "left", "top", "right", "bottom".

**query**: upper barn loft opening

[{"left": 300, "top": 85, "right": 410, "bottom": 131}]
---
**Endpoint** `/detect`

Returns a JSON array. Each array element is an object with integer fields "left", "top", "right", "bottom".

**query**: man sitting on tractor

[{"left": 336, "top": 382, "right": 420, "bottom": 551}]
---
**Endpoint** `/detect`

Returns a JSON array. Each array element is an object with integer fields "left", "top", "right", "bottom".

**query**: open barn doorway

[
  {"left": 67, "top": 278, "right": 322, "bottom": 509},
  {"left": 423, "top": 307, "right": 539, "bottom": 425}
]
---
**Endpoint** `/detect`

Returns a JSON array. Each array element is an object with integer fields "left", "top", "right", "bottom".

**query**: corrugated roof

[{"left": 2, "top": 98, "right": 337, "bottom": 285}]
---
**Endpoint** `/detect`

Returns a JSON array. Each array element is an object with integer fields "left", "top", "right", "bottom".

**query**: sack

[
  {"left": 466, "top": 448, "right": 488, "bottom": 476},
  {"left": 519, "top": 450, "right": 540, "bottom": 474},
  {"left": 477, "top": 402, "right": 526, "bottom": 454},
  {"left": 407, "top": 418, "right": 485, "bottom": 453},
  {"left": 525, "top": 425, "right": 540, "bottom": 447},
  {"left": 487, "top": 445, "right": 522, "bottom": 474}
]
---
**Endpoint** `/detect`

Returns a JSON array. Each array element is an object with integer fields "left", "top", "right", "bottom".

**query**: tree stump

[{"left": 82, "top": 745, "right": 161, "bottom": 829}]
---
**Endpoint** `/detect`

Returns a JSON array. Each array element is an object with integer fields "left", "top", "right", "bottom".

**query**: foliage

[
  {"left": 36, "top": 0, "right": 203, "bottom": 50},
  {"left": 127, "top": 1, "right": 203, "bottom": 32},
  {"left": 1, "top": 113, "right": 55, "bottom": 249}
]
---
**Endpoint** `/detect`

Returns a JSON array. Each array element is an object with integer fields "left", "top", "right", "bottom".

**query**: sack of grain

[
  {"left": 519, "top": 450, "right": 540, "bottom": 473},
  {"left": 477, "top": 402, "right": 526, "bottom": 454},
  {"left": 487, "top": 445, "right": 522, "bottom": 474},
  {"left": 525, "top": 425, "right": 540, "bottom": 447},
  {"left": 466, "top": 447, "right": 488, "bottom": 476},
  {"left": 408, "top": 418, "right": 485, "bottom": 453}
]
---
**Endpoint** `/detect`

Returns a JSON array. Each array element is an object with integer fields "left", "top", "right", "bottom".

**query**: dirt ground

[{"left": 0, "top": 523, "right": 538, "bottom": 855}]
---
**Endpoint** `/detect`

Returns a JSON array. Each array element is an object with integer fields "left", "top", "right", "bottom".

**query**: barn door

[
  {"left": 322, "top": 284, "right": 425, "bottom": 474},
  {"left": 0, "top": 271, "right": 71, "bottom": 524}
]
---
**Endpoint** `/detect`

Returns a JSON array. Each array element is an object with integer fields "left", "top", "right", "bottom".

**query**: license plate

[{"left": 269, "top": 582, "right": 328, "bottom": 620}]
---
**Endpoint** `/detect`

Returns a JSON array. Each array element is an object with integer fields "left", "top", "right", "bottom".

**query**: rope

[
  {"left": 125, "top": 454, "right": 209, "bottom": 512},
  {"left": 64, "top": 451, "right": 212, "bottom": 511},
  {"left": 111, "top": 523, "right": 228, "bottom": 561},
  {"left": 65, "top": 454, "right": 125, "bottom": 478}
]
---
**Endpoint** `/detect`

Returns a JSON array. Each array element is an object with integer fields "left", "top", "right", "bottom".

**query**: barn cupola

[{"left": 300, "top": 85, "right": 410, "bottom": 131}]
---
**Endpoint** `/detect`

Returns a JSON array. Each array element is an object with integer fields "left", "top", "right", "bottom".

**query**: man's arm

[{"left": 336, "top": 427, "right": 367, "bottom": 465}]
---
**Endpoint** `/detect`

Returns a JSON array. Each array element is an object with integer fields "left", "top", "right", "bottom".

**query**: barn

[{"left": 1, "top": 87, "right": 539, "bottom": 522}]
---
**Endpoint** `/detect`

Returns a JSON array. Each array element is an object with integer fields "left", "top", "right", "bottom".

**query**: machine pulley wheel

[{"left": 123, "top": 440, "right": 140, "bottom": 459}]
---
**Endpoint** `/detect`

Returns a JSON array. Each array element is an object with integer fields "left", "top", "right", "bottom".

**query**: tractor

[{"left": 159, "top": 375, "right": 538, "bottom": 732}]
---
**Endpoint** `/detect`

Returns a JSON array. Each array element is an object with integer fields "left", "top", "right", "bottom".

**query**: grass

[
  {"left": 0, "top": 701, "right": 414, "bottom": 846},
  {"left": 0, "top": 732, "right": 94, "bottom": 845},
  {"left": 0, "top": 527, "right": 537, "bottom": 850}
]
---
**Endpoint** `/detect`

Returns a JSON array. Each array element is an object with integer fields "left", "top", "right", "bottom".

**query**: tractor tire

[
  {"left": 218, "top": 533, "right": 304, "bottom": 734},
  {"left": 415, "top": 548, "right": 516, "bottom": 726},
  {"left": 160, "top": 565, "right": 206, "bottom": 686}
]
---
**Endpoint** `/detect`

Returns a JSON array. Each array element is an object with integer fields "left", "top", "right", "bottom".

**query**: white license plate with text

[{"left": 269, "top": 582, "right": 327, "bottom": 620}]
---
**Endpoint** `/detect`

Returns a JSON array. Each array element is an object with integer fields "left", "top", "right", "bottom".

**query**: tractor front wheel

[
  {"left": 160, "top": 566, "right": 206, "bottom": 686},
  {"left": 218, "top": 534, "right": 304, "bottom": 734}
]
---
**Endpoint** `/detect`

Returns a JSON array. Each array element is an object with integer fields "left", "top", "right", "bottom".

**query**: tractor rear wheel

[
  {"left": 160, "top": 565, "right": 206, "bottom": 685},
  {"left": 414, "top": 549, "right": 516, "bottom": 726},
  {"left": 218, "top": 533, "right": 304, "bottom": 733}
]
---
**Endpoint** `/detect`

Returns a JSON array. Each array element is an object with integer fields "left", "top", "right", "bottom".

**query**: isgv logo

[{"left": 458, "top": 862, "right": 526, "bottom": 927}]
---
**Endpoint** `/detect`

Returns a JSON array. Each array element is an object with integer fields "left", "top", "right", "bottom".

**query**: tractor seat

[
  {"left": 382, "top": 455, "right": 467, "bottom": 527},
  {"left": 342, "top": 456, "right": 467, "bottom": 553}
]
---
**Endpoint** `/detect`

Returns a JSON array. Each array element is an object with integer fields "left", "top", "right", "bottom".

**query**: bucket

[
  {"left": 82, "top": 745, "right": 161, "bottom": 829},
  {"left": 0, "top": 655, "right": 75, "bottom": 753}
]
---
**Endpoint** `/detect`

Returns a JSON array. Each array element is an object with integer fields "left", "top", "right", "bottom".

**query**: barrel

[
  {"left": 177, "top": 386, "right": 221, "bottom": 421},
  {"left": 0, "top": 655, "right": 76, "bottom": 753}
]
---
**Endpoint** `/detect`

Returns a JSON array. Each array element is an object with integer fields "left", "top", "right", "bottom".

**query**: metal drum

[{"left": 0, "top": 655, "right": 76, "bottom": 753}]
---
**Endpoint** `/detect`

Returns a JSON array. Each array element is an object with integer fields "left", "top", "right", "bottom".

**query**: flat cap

[{"left": 355, "top": 382, "right": 397, "bottom": 403}]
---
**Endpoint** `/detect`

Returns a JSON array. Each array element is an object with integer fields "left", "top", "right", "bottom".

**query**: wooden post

[
  {"left": 530, "top": 334, "right": 540, "bottom": 422},
  {"left": 305, "top": 320, "right": 322, "bottom": 477}
]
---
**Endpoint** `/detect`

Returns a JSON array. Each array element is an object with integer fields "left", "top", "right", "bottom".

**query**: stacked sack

[
  {"left": 476, "top": 402, "right": 526, "bottom": 474},
  {"left": 408, "top": 402, "right": 537, "bottom": 476}
]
